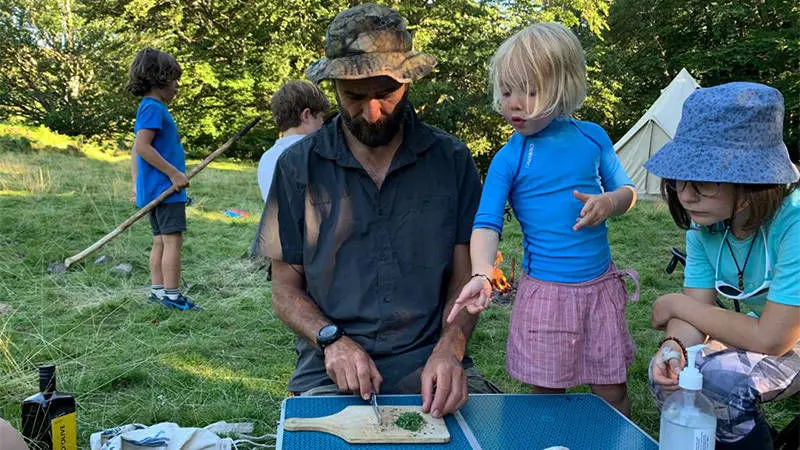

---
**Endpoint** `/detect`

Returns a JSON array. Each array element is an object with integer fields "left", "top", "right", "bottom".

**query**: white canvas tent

[{"left": 614, "top": 68, "right": 700, "bottom": 197}]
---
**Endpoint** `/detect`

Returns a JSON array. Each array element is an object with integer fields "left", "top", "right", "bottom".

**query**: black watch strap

[{"left": 317, "top": 324, "right": 344, "bottom": 352}]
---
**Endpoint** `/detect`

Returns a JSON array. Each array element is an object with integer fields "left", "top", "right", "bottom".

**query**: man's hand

[
  {"left": 170, "top": 171, "right": 189, "bottom": 190},
  {"left": 421, "top": 349, "right": 467, "bottom": 418},
  {"left": 446, "top": 276, "right": 492, "bottom": 323},
  {"left": 323, "top": 336, "right": 383, "bottom": 400},
  {"left": 573, "top": 190, "right": 614, "bottom": 231}
]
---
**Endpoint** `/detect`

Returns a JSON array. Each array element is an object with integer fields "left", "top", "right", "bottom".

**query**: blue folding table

[{"left": 278, "top": 394, "right": 658, "bottom": 449}]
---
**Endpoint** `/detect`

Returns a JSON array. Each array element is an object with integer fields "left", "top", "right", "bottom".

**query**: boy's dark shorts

[{"left": 149, "top": 203, "right": 186, "bottom": 235}]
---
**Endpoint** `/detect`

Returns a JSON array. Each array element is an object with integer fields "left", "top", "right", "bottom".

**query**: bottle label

[
  {"left": 50, "top": 412, "right": 77, "bottom": 450},
  {"left": 694, "top": 429, "right": 714, "bottom": 449}
]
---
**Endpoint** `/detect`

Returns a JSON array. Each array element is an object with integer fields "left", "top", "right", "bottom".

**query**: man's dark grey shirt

[{"left": 258, "top": 106, "right": 482, "bottom": 393}]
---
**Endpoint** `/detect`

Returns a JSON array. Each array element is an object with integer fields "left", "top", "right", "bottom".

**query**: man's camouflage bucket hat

[{"left": 306, "top": 3, "right": 437, "bottom": 84}]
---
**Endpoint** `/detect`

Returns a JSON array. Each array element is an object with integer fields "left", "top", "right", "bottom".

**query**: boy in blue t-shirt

[{"left": 128, "top": 48, "right": 197, "bottom": 310}]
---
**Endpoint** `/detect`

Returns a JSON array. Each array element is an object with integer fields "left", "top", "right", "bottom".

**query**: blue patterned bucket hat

[{"left": 643, "top": 82, "right": 799, "bottom": 184}]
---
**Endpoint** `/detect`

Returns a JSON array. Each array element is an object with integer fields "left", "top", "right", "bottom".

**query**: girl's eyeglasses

[
  {"left": 714, "top": 227, "right": 772, "bottom": 300},
  {"left": 666, "top": 180, "right": 721, "bottom": 197}
]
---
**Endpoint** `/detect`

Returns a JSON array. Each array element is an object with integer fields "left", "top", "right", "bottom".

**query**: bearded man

[{"left": 256, "top": 3, "right": 499, "bottom": 418}]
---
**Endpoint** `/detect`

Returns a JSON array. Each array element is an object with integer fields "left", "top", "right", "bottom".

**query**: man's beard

[{"left": 338, "top": 90, "right": 409, "bottom": 147}]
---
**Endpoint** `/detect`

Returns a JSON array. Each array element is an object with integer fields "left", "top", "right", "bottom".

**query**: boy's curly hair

[
  {"left": 127, "top": 48, "right": 182, "bottom": 96},
  {"left": 270, "top": 81, "right": 330, "bottom": 132}
]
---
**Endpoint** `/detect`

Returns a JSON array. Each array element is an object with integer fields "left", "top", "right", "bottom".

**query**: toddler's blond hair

[{"left": 489, "top": 22, "right": 586, "bottom": 119}]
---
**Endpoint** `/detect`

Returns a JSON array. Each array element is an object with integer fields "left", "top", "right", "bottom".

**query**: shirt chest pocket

[{"left": 392, "top": 195, "right": 456, "bottom": 268}]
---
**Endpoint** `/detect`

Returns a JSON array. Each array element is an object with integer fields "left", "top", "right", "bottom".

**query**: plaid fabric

[
  {"left": 649, "top": 339, "right": 800, "bottom": 443},
  {"left": 507, "top": 264, "right": 638, "bottom": 388}
]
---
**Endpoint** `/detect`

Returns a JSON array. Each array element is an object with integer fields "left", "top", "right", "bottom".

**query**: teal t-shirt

[{"left": 683, "top": 189, "right": 800, "bottom": 316}]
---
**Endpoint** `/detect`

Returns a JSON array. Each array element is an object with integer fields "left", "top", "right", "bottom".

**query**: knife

[{"left": 370, "top": 392, "right": 382, "bottom": 425}]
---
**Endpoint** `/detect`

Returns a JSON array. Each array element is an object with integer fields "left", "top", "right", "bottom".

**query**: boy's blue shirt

[
  {"left": 134, "top": 97, "right": 187, "bottom": 207},
  {"left": 473, "top": 117, "right": 634, "bottom": 283}
]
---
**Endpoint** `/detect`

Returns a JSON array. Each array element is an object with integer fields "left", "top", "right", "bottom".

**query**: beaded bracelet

[
  {"left": 471, "top": 273, "right": 492, "bottom": 283},
  {"left": 658, "top": 336, "right": 688, "bottom": 362},
  {"left": 471, "top": 273, "right": 499, "bottom": 290}
]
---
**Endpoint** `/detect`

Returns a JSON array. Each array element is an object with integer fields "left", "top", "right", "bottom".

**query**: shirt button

[{"left": 383, "top": 296, "right": 390, "bottom": 303}]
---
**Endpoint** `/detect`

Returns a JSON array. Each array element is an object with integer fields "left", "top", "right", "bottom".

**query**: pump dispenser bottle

[
  {"left": 659, "top": 344, "right": 716, "bottom": 450},
  {"left": 21, "top": 365, "right": 77, "bottom": 450}
]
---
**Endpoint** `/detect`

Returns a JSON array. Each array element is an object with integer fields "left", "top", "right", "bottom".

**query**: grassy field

[{"left": 0, "top": 124, "right": 796, "bottom": 444}]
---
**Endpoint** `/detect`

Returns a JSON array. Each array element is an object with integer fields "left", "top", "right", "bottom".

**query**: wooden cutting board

[{"left": 283, "top": 405, "right": 450, "bottom": 444}]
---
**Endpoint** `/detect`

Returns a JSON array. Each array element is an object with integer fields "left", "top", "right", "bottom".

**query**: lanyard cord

[{"left": 724, "top": 231, "right": 758, "bottom": 291}]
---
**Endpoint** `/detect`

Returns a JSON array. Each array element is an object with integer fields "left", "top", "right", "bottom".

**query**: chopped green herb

[{"left": 395, "top": 411, "right": 425, "bottom": 432}]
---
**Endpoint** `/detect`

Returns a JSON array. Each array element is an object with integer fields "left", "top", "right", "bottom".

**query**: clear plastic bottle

[{"left": 659, "top": 344, "right": 717, "bottom": 450}]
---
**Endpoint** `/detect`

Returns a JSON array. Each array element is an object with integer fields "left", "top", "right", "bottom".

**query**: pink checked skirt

[{"left": 506, "top": 264, "right": 638, "bottom": 388}]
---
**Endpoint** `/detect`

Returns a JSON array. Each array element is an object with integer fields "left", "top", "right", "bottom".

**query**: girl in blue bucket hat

[{"left": 644, "top": 82, "right": 800, "bottom": 450}]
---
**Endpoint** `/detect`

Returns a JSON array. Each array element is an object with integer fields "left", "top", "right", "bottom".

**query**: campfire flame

[{"left": 492, "top": 251, "right": 512, "bottom": 293}]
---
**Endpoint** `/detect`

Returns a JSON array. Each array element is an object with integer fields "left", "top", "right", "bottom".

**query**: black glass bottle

[{"left": 21, "top": 365, "right": 77, "bottom": 450}]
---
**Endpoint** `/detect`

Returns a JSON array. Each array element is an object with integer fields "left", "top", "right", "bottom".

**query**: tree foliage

[
  {"left": 0, "top": 0, "right": 134, "bottom": 135},
  {"left": 1, "top": 0, "right": 797, "bottom": 164},
  {"left": 597, "top": 0, "right": 799, "bottom": 159}
]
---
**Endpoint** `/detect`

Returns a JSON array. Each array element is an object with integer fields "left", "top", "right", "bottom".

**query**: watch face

[{"left": 319, "top": 325, "right": 338, "bottom": 340}]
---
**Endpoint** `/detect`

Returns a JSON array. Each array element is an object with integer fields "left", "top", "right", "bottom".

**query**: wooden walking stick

[{"left": 48, "top": 116, "right": 261, "bottom": 273}]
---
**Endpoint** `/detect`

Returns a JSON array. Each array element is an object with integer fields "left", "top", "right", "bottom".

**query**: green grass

[{"left": 0, "top": 124, "right": 796, "bottom": 444}]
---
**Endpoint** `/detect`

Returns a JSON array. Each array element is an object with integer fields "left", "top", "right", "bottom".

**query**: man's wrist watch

[{"left": 316, "top": 324, "right": 344, "bottom": 352}]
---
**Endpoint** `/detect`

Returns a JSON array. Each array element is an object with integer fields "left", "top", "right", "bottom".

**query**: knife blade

[{"left": 370, "top": 392, "right": 382, "bottom": 425}]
